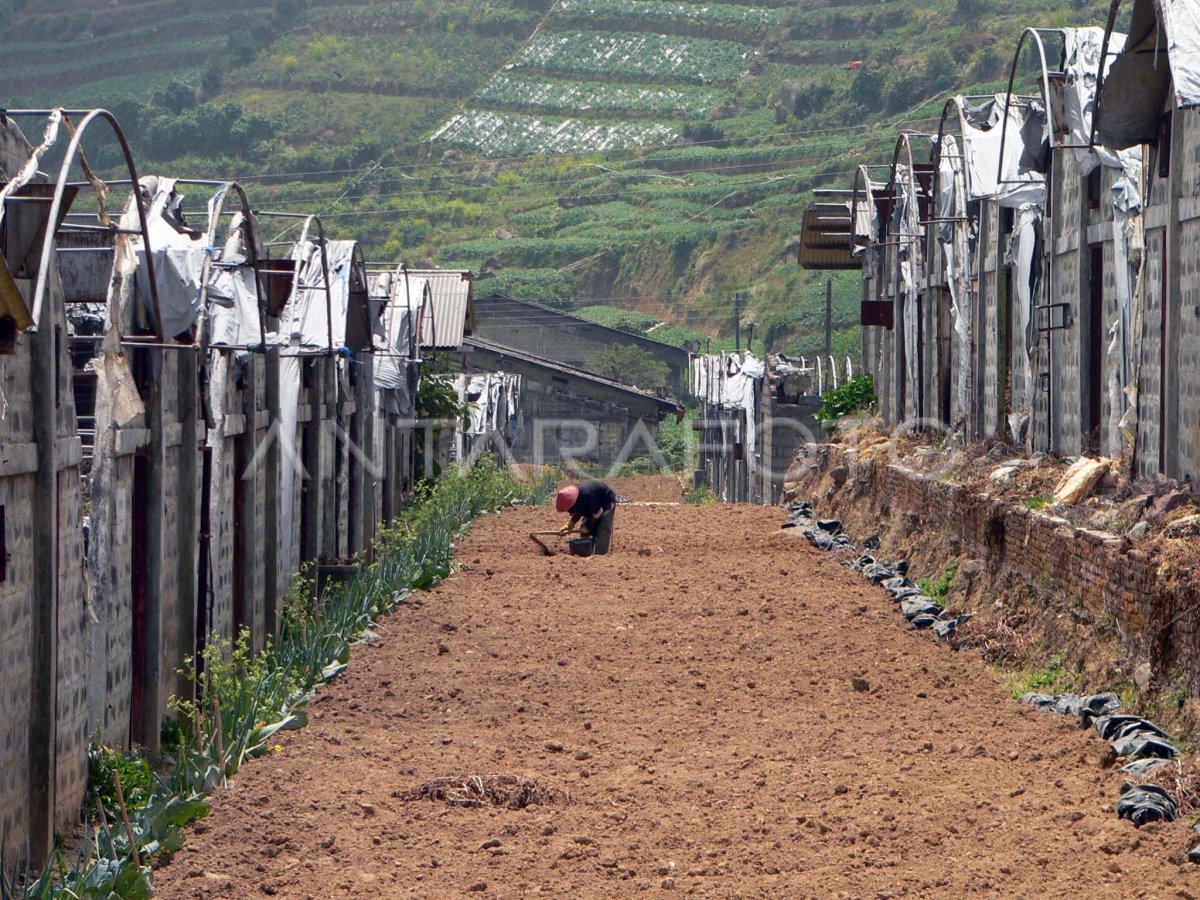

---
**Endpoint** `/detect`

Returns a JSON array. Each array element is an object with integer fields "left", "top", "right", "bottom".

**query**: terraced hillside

[{"left": 0, "top": 0, "right": 1114, "bottom": 357}]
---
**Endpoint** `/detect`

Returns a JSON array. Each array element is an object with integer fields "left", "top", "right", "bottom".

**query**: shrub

[
  {"left": 589, "top": 345, "right": 670, "bottom": 390},
  {"left": 817, "top": 373, "right": 875, "bottom": 424}
]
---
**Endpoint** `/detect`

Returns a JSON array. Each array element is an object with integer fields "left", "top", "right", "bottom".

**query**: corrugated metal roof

[
  {"left": 798, "top": 207, "right": 860, "bottom": 270},
  {"left": 405, "top": 268, "right": 474, "bottom": 349}
]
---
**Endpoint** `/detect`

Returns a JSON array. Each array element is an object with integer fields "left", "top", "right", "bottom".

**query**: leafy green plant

[
  {"left": 684, "top": 484, "right": 717, "bottom": 504},
  {"left": 1025, "top": 496, "right": 1052, "bottom": 511},
  {"left": 86, "top": 746, "right": 153, "bottom": 821},
  {"left": 916, "top": 561, "right": 958, "bottom": 600},
  {"left": 817, "top": 373, "right": 875, "bottom": 426}
]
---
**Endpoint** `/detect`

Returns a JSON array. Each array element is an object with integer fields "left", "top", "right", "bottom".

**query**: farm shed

[{"left": 473, "top": 292, "right": 691, "bottom": 395}]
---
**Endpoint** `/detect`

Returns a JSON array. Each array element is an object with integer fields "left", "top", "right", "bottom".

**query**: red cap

[{"left": 555, "top": 484, "right": 579, "bottom": 513}]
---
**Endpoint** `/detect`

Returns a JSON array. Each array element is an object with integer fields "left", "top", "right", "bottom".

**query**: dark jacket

[{"left": 569, "top": 480, "right": 617, "bottom": 525}]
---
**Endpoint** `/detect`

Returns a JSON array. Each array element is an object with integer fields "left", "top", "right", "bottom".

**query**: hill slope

[{"left": 0, "top": 0, "right": 1114, "bottom": 358}]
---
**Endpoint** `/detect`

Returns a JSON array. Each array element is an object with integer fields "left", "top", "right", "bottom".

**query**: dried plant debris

[{"left": 396, "top": 775, "right": 570, "bottom": 809}]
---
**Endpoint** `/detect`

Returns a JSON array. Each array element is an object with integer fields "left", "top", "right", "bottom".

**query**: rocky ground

[{"left": 155, "top": 498, "right": 1194, "bottom": 898}]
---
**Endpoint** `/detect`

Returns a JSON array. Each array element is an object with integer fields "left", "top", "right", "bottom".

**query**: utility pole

[
  {"left": 824, "top": 278, "right": 833, "bottom": 357},
  {"left": 733, "top": 292, "right": 740, "bottom": 351}
]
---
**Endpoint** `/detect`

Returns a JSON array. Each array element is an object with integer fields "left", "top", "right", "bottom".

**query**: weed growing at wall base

[{"left": 2, "top": 459, "right": 551, "bottom": 899}]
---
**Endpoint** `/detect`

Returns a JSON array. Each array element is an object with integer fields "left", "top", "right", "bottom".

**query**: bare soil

[{"left": 156, "top": 504, "right": 1194, "bottom": 899}]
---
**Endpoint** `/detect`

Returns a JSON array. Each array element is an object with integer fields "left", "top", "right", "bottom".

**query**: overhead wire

[{"left": 224, "top": 115, "right": 944, "bottom": 184}]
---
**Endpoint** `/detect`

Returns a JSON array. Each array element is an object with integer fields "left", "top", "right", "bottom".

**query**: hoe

[{"left": 528, "top": 528, "right": 594, "bottom": 557}]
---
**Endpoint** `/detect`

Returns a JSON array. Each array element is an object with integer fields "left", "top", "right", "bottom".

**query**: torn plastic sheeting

[
  {"left": 1120, "top": 757, "right": 1172, "bottom": 776},
  {"left": 1160, "top": 0, "right": 1200, "bottom": 108},
  {"left": 205, "top": 213, "right": 263, "bottom": 350},
  {"left": 1112, "top": 735, "right": 1178, "bottom": 761},
  {"left": 933, "top": 614, "right": 972, "bottom": 638},
  {"left": 372, "top": 271, "right": 427, "bottom": 411},
  {"left": 935, "top": 134, "right": 972, "bottom": 425},
  {"left": 131, "top": 176, "right": 205, "bottom": 340},
  {"left": 1094, "top": 714, "right": 1171, "bottom": 742},
  {"left": 881, "top": 576, "right": 917, "bottom": 595},
  {"left": 900, "top": 597, "right": 943, "bottom": 621},
  {"left": 1060, "top": 27, "right": 1129, "bottom": 176},
  {"left": 958, "top": 94, "right": 1047, "bottom": 207},
  {"left": 1003, "top": 203, "right": 1041, "bottom": 443},
  {"left": 1116, "top": 782, "right": 1178, "bottom": 826},
  {"left": 892, "top": 164, "right": 922, "bottom": 421},
  {"left": 281, "top": 239, "right": 359, "bottom": 350}
]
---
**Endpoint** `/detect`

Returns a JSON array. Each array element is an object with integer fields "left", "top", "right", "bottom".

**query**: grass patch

[
  {"left": 1009, "top": 650, "right": 1076, "bottom": 699},
  {"left": 1024, "top": 496, "right": 1053, "bottom": 511}
]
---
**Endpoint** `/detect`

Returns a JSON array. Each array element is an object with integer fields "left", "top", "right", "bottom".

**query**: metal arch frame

[
  {"left": 200, "top": 180, "right": 270, "bottom": 351},
  {"left": 998, "top": 26, "right": 1124, "bottom": 178},
  {"left": 882, "top": 132, "right": 936, "bottom": 246},
  {"left": 848, "top": 163, "right": 891, "bottom": 253},
  {"left": 928, "top": 96, "right": 991, "bottom": 227},
  {"left": 1090, "top": 0, "right": 1128, "bottom": 148},
  {"left": 3, "top": 107, "right": 164, "bottom": 339},
  {"left": 254, "top": 211, "right": 336, "bottom": 355}
]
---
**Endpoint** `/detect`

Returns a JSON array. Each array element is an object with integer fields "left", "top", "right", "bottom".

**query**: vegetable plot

[
  {"left": 476, "top": 73, "right": 727, "bottom": 118},
  {"left": 509, "top": 29, "right": 749, "bottom": 85},
  {"left": 554, "top": 0, "right": 784, "bottom": 38},
  {"left": 433, "top": 109, "right": 681, "bottom": 156}
]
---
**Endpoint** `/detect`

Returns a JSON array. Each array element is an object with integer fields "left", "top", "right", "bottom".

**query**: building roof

[
  {"left": 406, "top": 268, "right": 474, "bottom": 350},
  {"left": 462, "top": 335, "right": 681, "bottom": 418},
  {"left": 1097, "top": 0, "right": 1197, "bottom": 148},
  {"left": 475, "top": 292, "right": 690, "bottom": 356}
]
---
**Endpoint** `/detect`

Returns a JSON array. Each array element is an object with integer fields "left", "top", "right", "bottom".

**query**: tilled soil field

[{"left": 157, "top": 503, "right": 1193, "bottom": 899}]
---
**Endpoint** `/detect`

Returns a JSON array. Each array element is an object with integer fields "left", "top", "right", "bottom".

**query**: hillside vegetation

[{"left": 0, "top": 0, "right": 1113, "bottom": 358}]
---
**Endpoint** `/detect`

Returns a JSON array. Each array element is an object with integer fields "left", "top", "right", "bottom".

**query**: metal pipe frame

[
  {"left": 254, "top": 211, "right": 336, "bottom": 354},
  {"left": 4, "top": 108, "right": 164, "bottom": 339},
  {"left": 201, "top": 181, "right": 269, "bottom": 351}
]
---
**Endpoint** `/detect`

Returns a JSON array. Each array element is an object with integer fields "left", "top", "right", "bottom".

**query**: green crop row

[
  {"left": 553, "top": 0, "right": 783, "bottom": 38},
  {"left": 475, "top": 73, "right": 727, "bottom": 119},
  {"left": 242, "top": 29, "right": 518, "bottom": 97},
  {"left": 510, "top": 29, "right": 749, "bottom": 85}
]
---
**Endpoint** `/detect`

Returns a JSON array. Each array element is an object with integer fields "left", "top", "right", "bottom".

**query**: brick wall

[{"left": 787, "top": 444, "right": 1197, "bottom": 686}]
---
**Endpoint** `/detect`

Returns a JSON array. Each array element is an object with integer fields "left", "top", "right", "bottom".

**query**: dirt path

[{"left": 157, "top": 504, "right": 1192, "bottom": 899}]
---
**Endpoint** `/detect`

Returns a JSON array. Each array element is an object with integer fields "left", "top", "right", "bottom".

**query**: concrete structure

[
  {"left": 0, "top": 110, "right": 446, "bottom": 865},
  {"left": 693, "top": 352, "right": 823, "bottom": 504},
  {"left": 806, "top": 25, "right": 1169, "bottom": 475},
  {"left": 473, "top": 293, "right": 690, "bottom": 396},
  {"left": 452, "top": 335, "right": 679, "bottom": 469}
]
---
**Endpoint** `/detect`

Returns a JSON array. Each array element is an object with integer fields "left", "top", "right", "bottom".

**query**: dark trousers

[{"left": 592, "top": 508, "right": 615, "bottom": 555}]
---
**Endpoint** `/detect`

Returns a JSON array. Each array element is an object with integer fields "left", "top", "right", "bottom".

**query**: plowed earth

[{"left": 156, "top": 503, "right": 1192, "bottom": 899}]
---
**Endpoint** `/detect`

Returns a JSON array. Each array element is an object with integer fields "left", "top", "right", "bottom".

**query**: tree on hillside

[{"left": 589, "top": 345, "right": 669, "bottom": 391}]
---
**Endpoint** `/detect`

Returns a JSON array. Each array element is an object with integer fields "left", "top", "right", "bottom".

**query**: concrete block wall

[
  {"left": 1174, "top": 107, "right": 1200, "bottom": 480},
  {"left": 1051, "top": 158, "right": 1084, "bottom": 455}
]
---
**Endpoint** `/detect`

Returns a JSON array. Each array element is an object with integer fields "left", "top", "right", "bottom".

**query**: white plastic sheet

[{"left": 959, "top": 94, "right": 1047, "bottom": 207}]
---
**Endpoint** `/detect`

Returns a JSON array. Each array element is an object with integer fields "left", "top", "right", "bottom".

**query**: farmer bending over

[{"left": 556, "top": 480, "right": 617, "bottom": 555}]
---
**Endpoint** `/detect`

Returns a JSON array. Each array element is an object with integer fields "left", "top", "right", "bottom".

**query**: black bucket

[{"left": 568, "top": 537, "right": 595, "bottom": 557}]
